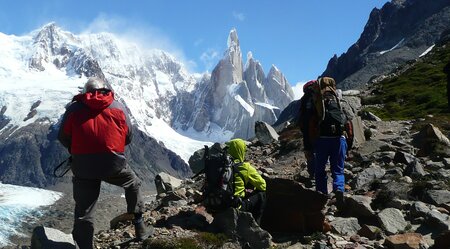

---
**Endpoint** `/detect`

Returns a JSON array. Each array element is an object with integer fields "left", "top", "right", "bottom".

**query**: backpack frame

[{"left": 202, "top": 145, "right": 243, "bottom": 212}]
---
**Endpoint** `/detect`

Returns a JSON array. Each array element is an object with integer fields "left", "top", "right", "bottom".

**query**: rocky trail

[{"left": 13, "top": 92, "right": 450, "bottom": 249}]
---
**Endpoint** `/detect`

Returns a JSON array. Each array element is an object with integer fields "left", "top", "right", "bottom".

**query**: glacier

[{"left": 0, "top": 182, "right": 62, "bottom": 247}]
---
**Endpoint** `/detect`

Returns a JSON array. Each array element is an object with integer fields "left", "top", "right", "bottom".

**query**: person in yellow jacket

[{"left": 226, "top": 138, "right": 267, "bottom": 225}]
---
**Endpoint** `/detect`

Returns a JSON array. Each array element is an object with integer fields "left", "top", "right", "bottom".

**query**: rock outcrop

[{"left": 322, "top": 0, "right": 450, "bottom": 90}]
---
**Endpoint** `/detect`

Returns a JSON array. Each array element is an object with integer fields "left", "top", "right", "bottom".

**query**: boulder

[
  {"left": 409, "top": 202, "right": 431, "bottom": 218},
  {"left": 350, "top": 116, "right": 366, "bottom": 149},
  {"left": 360, "top": 111, "right": 382, "bottom": 121},
  {"left": 426, "top": 209, "right": 450, "bottom": 231},
  {"left": 383, "top": 233, "right": 428, "bottom": 249},
  {"left": 188, "top": 142, "right": 225, "bottom": 175},
  {"left": 358, "top": 224, "right": 382, "bottom": 240},
  {"left": 330, "top": 217, "right": 361, "bottom": 236},
  {"left": 377, "top": 208, "right": 408, "bottom": 235},
  {"left": 110, "top": 213, "right": 134, "bottom": 229},
  {"left": 434, "top": 230, "right": 450, "bottom": 249},
  {"left": 255, "top": 121, "right": 279, "bottom": 145},
  {"left": 261, "top": 178, "right": 328, "bottom": 234},
  {"left": 31, "top": 226, "right": 75, "bottom": 249},
  {"left": 154, "top": 172, "right": 183, "bottom": 195},
  {"left": 211, "top": 208, "right": 272, "bottom": 249},
  {"left": 404, "top": 160, "right": 427, "bottom": 177},
  {"left": 354, "top": 165, "right": 386, "bottom": 190},
  {"left": 345, "top": 195, "right": 375, "bottom": 218},
  {"left": 394, "top": 151, "right": 416, "bottom": 166},
  {"left": 413, "top": 123, "right": 450, "bottom": 156},
  {"left": 424, "top": 190, "right": 450, "bottom": 206}
]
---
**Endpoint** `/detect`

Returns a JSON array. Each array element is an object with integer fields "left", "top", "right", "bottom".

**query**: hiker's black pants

[
  {"left": 72, "top": 166, "right": 144, "bottom": 249},
  {"left": 240, "top": 191, "right": 267, "bottom": 225}
]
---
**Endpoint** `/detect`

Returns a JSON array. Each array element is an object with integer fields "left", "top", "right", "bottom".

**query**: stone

[
  {"left": 383, "top": 233, "right": 428, "bottom": 249},
  {"left": 393, "top": 151, "right": 416, "bottom": 166},
  {"left": 110, "top": 213, "right": 134, "bottom": 229},
  {"left": 350, "top": 116, "right": 366, "bottom": 149},
  {"left": 358, "top": 224, "right": 382, "bottom": 240},
  {"left": 330, "top": 217, "right": 361, "bottom": 236},
  {"left": 424, "top": 190, "right": 450, "bottom": 206},
  {"left": 361, "top": 111, "right": 382, "bottom": 121},
  {"left": 354, "top": 165, "right": 386, "bottom": 190},
  {"left": 154, "top": 172, "right": 183, "bottom": 195},
  {"left": 377, "top": 208, "right": 408, "bottom": 235},
  {"left": 426, "top": 209, "right": 450, "bottom": 231},
  {"left": 255, "top": 121, "right": 279, "bottom": 145},
  {"left": 413, "top": 123, "right": 450, "bottom": 156},
  {"left": 404, "top": 160, "right": 427, "bottom": 177},
  {"left": 31, "top": 226, "right": 76, "bottom": 249},
  {"left": 262, "top": 178, "right": 328, "bottom": 234},
  {"left": 211, "top": 208, "right": 272, "bottom": 249},
  {"left": 345, "top": 195, "right": 375, "bottom": 218},
  {"left": 434, "top": 230, "right": 450, "bottom": 249}
]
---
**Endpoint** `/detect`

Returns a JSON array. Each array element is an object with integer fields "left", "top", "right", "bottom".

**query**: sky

[{"left": 0, "top": 0, "right": 390, "bottom": 90}]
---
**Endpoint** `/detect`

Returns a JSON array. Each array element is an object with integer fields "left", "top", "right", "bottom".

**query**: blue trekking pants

[{"left": 314, "top": 136, "right": 347, "bottom": 194}]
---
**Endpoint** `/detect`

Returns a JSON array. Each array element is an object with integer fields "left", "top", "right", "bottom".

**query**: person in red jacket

[{"left": 58, "top": 77, "right": 152, "bottom": 249}]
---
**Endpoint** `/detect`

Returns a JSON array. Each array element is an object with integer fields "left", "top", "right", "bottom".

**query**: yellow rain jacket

[{"left": 226, "top": 138, "right": 266, "bottom": 198}]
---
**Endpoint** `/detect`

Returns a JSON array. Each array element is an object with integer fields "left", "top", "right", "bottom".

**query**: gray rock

[
  {"left": 31, "top": 226, "right": 75, "bottom": 249},
  {"left": 426, "top": 209, "right": 450, "bottom": 231},
  {"left": 355, "top": 164, "right": 386, "bottom": 190},
  {"left": 211, "top": 208, "right": 272, "bottom": 249},
  {"left": 443, "top": 158, "right": 450, "bottom": 168},
  {"left": 154, "top": 172, "right": 183, "bottom": 195},
  {"left": 255, "top": 121, "right": 279, "bottom": 145},
  {"left": 425, "top": 190, "right": 450, "bottom": 206},
  {"left": 345, "top": 195, "right": 375, "bottom": 218},
  {"left": 358, "top": 224, "right": 382, "bottom": 240},
  {"left": 393, "top": 151, "right": 416, "bottom": 166},
  {"left": 330, "top": 217, "right": 361, "bottom": 236},
  {"left": 361, "top": 111, "right": 382, "bottom": 121},
  {"left": 404, "top": 160, "right": 427, "bottom": 177},
  {"left": 413, "top": 123, "right": 450, "bottom": 156},
  {"left": 377, "top": 208, "right": 408, "bottom": 235}
]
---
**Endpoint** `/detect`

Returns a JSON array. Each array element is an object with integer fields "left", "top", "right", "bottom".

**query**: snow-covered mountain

[
  {"left": 0, "top": 24, "right": 293, "bottom": 187},
  {"left": 177, "top": 29, "right": 295, "bottom": 139}
]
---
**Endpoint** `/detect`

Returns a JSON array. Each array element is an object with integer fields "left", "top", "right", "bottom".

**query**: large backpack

[
  {"left": 202, "top": 145, "right": 242, "bottom": 212},
  {"left": 315, "top": 77, "right": 350, "bottom": 138}
]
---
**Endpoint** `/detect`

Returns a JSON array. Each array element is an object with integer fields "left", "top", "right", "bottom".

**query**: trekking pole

[{"left": 53, "top": 156, "right": 72, "bottom": 177}]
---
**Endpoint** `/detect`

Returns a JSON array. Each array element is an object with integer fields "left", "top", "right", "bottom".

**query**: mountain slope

[
  {"left": 0, "top": 24, "right": 293, "bottom": 188},
  {"left": 322, "top": 0, "right": 450, "bottom": 90}
]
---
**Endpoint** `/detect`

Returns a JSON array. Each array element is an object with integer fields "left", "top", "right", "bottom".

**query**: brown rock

[{"left": 383, "top": 233, "right": 428, "bottom": 249}]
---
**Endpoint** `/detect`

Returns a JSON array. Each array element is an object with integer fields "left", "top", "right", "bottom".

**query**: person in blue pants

[{"left": 314, "top": 136, "right": 347, "bottom": 195}]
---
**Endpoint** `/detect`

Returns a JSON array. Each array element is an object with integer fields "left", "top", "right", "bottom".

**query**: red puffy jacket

[{"left": 58, "top": 90, "right": 132, "bottom": 178}]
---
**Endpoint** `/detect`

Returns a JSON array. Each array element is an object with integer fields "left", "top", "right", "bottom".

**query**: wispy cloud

[
  {"left": 292, "top": 81, "right": 307, "bottom": 100},
  {"left": 232, "top": 11, "right": 245, "bottom": 21},
  {"left": 80, "top": 14, "right": 196, "bottom": 71},
  {"left": 200, "top": 49, "right": 220, "bottom": 71},
  {"left": 194, "top": 38, "right": 204, "bottom": 47}
]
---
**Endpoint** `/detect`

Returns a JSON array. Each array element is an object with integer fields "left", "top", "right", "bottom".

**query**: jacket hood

[
  {"left": 226, "top": 138, "right": 247, "bottom": 162},
  {"left": 74, "top": 91, "right": 114, "bottom": 110}
]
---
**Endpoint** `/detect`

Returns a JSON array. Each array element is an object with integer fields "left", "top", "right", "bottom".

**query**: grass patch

[
  {"left": 142, "top": 232, "right": 229, "bottom": 249},
  {"left": 366, "top": 41, "right": 450, "bottom": 135}
]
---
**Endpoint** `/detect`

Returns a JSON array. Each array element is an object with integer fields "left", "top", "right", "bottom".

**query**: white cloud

[
  {"left": 232, "top": 11, "right": 245, "bottom": 21},
  {"left": 81, "top": 14, "right": 195, "bottom": 72},
  {"left": 200, "top": 49, "right": 220, "bottom": 71},
  {"left": 292, "top": 81, "right": 307, "bottom": 100}
]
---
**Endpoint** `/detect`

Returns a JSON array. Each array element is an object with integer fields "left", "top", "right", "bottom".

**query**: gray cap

[{"left": 82, "top": 77, "right": 109, "bottom": 93}]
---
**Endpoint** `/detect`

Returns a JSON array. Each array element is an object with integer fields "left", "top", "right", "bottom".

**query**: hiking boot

[
  {"left": 134, "top": 221, "right": 154, "bottom": 241},
  {"left": 335, "top": 191, "right": 345, "bottom": 211}
]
